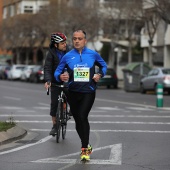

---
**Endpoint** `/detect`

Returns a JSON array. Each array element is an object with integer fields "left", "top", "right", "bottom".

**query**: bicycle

[{"left": 47, "top": 83, "right": 70, "bottom": 143}]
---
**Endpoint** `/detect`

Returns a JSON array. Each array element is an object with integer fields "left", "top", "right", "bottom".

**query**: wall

[{"left": 164, "top": 25, "right": 170, "bottom": 67}]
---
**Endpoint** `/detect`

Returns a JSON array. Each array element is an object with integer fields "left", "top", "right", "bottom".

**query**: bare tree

[
  {"left": 97, "top": 0, "right": 144, "bottom": 68},
  {"left": 145, "top": 0, "right": 170, "bottom": 24},
  {"left": 1, "top": 0, "right": 102, "bottom": 64},
  {"left": 121, "top": 0, "right": 143, "bottom": 63},
  {"left": 142, "top": 0, "right": 161, "bottom": 67}
]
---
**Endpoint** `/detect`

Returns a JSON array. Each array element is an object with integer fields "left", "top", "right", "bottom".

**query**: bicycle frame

[{"left": 55, "top": 85, "right": 69, "bottom": 143}]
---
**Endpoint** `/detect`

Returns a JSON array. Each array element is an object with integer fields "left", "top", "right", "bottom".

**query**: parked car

[
  {"left": 29, "top": 65, "right": 44, "bottom": 83},
  {"left": 96, "top": 67, "right": 118, "bottom": 89},
  {"left": 20, "top": 65, "right": 37, "bottom": 81},
  {"left": 7, "top": 64, "right": 26, "bottom": 80},
  {"left": 140, "top": 67, "right": 170, "bottom": 94}
]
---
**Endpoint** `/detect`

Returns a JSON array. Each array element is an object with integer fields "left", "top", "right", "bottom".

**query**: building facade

[
  {"left": 1, "top": 0, "right": 170, "bottom": 80},
  {"left": 141, "top": 0, "right": 170, "bottom": 69},
  {"left": 1, "top": 0, "right": 49, "bottom": 65}
]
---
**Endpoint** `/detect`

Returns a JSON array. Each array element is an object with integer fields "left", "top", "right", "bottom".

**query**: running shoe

[
  {"left": 80, "top": 148, "right": 90, "bottom": 161},
  {"left": 87, "top": 144, "right": 93, "bottom": 154},
  {"left": 80, "top": 144, "right": 93, "bottom": 155}
]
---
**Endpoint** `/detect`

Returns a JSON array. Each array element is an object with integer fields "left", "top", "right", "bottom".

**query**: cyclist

[
  {"left": 44, "top": 32, "right": 70, "bottom": 136},
  {"left": 54, "top": 30, "right": 107, "bottom": 161}
]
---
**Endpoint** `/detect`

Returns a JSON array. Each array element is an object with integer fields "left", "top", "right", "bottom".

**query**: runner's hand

[
  {"left": 92, "top": 74, "right": 101, "bottom": 82},
  {"left": 60, "top": 73, "right": 69, "bottom": 82}
]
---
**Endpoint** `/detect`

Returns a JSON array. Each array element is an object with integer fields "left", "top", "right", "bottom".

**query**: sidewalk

[{"left": 0, "top": 126, "right": 27, "bottom": 145}]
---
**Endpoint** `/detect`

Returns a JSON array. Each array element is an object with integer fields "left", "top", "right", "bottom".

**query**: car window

[
  {"left": 40, "top": 66, "right": 43, "bottom": 71},
  {"left": 33, "top": 66, "right": 41, "bottom": 72},
  {"left": 107, "top": 68, "right": 114, "bottom": 75},
  {"left": 162, "top": 69, "right": 170, "bottom": 74},
  {"left": 148, "top": 70, "right": 154, "bottom": 76},
  {"left": 16, "top": 66, "right": 25, "bottom": 70},
  {"left": 153, "top": 69, "right": 159, "bottom": 75},
  {"left": 148, "top": 69, "right": 158, "bottom": 76}
]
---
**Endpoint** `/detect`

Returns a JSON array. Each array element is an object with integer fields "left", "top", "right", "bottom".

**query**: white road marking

[
  {"left": 90, "top": 115, "right": 170, "bottom": 118},
  {"left": 90, "top": 110, "right": 106, "bottom": 112},
  {"left": 33, "top": 107, "right": 49, "bottom": 110},
  {"left": 32, "top": 144, "right": 122, "bottom": 165},
  {"left": 0, "top": 106, "right": 24, "bottom": 110},
  {"left": 38, "top": 103, "right": 50, "bottom": 106},
  {"left": 9, "top": 120, "right": 170, "bottom": 125},
  {"left": 96, "top": 107, "right": 122, "bottom": 110},
  {"left": 0, "top": 114, "right": 48, "bottom": 117},
  {"left": 158, "top": 107, "right": 170, "bottom": 110},
  {"left": 95, "top": 98, "right": 156, "bottom": 108},
  {"left": 17, "top": 110, "right": 36, "bottom": 113},
  {"left": 3, "top": 96, "right": 21, "bottom": 101},
  {"left": 1, "top": 114, "right": 170, "bottom": 118},
  {"left": 126, "top": 107, "right": 154, "bottom": 111},
  {"left": 95, "top": 98, "right": 170, "bottom": 110},
  {"left": 30, "top": 129, "right": 170, "bottom": 133},
  {"left": 0, "top": 105, "right": 169, "bottom": 113},
  {"left": 0, "top": 136, "right": 52, "bottom": 155}
]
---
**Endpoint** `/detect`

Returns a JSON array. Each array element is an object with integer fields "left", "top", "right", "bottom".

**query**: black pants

[
  {"left": 69, "top": 91, "right": 95, "bottom": 148},
  {"left": 50, "top": 86, "right": 70, "bottom": 117}
]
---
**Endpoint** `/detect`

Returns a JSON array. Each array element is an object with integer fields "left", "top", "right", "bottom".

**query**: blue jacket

[{"left": 54, "top": 47, "right": 107, "bottom": 93}]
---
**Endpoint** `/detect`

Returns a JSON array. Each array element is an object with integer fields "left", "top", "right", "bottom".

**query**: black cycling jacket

[{"left": 44, "top": 44, "right": 68, "bottom": 84}]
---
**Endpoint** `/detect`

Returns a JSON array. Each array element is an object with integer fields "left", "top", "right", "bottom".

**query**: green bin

[{"left": 122, "top": 62, "right": 151, "bottom": 92}]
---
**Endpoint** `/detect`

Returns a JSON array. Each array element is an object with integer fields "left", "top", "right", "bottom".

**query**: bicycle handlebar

[
  {"left": 47, "top": 88, "right": 49, "bottom": 95},
  {"left": 51, "top": 84, "right": 66, "bottom": 88},
  {"left": 46, "top": 83, "right": 67, "bottom": 95}
]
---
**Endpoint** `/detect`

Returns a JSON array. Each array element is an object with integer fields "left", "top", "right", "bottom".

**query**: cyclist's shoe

[
  {"left": 80, "top": 148, "right": 90, "bottom": 161},
  {"left": 49, "top": 124, "right": 57, "bottom": 136}
]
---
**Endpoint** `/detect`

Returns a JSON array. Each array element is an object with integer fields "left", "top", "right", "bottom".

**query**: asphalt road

[{"left": 0, "top": 80, "right": 170, "bottom": 170}]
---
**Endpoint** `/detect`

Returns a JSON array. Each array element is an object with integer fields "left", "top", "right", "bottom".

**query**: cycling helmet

[{"left": 51, "top": 32, "right": 67, "bottom": 44}]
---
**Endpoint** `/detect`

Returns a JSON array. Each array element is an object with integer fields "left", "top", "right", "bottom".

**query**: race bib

[{"left": 74, "top": 67, "right": 90, "bottom": 82}]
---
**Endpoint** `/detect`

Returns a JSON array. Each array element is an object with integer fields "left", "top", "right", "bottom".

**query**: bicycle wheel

[
  {"left": 62, "top": 96, "right": 68, "bottom": 139},
  {"left": 56, "top": 100, "right": 62, "bottom": 143},
  {"left": 62, "top": 103, "right": 67, "bottom": 139}
]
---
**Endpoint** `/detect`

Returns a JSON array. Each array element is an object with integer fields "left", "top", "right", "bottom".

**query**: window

[
  {"left": 3, "top": 7, "right": 7, "bottom": 19},
  {"left": 9, "top": 5, "right": 15, "bottom": 17},
  {"left": 24, "top": 6, "right": 33, "bottom": 13}
]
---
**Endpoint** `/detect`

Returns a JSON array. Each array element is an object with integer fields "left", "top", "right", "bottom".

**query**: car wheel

[
  {"left": 114, "top": 84, "right": 118, "bottom": 89},
  {"left": 167, "top": 90, "right": 170, "bottom": 95},
  {"left": 154, "top": 84, "right": 157, "bottom": 94},
  {"left": 140, "top": 84, "right": 146, "bottom": 94},
  {"left": 107, "top": 85, "right": 110, "bottom": 89}
]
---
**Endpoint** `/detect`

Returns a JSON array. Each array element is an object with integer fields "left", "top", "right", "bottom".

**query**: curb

[{"left": 0, "top": 126, "right": 27, "bottom": 145}]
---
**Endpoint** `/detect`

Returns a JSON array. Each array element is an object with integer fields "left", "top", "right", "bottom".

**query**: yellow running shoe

[{"left": 80, "top": 148, "right": 90, "bottom": 161}]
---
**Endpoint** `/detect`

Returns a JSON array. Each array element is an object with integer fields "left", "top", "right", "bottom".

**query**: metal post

[{"left": 156, "top": 84, "right": 163, "bottom": 107}]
